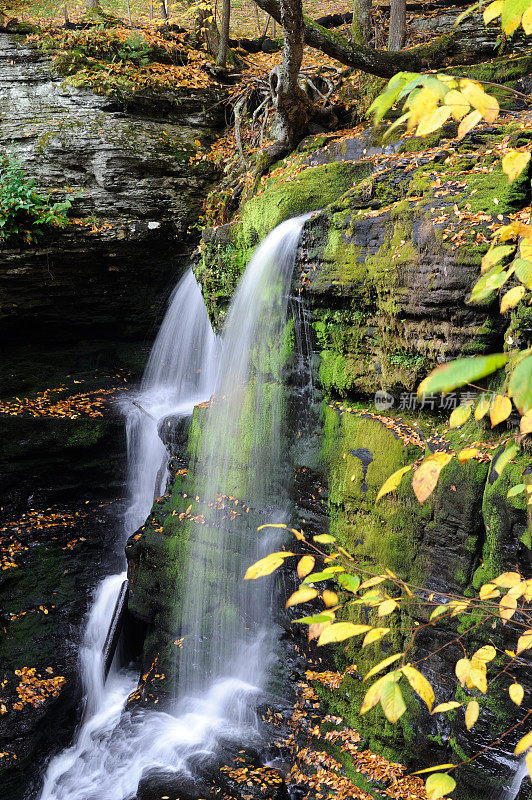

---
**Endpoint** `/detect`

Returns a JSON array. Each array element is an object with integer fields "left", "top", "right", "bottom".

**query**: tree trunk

[
  {"left": 388, "top": 0, "right": 405, "bottom": 50},
  {"left": 352, "top": 0, "right": 371, "bottom": 45},
  {"left": 216, "top": 0, "right": 231, "bottom": 67},
  {"left": 86, "top": 0, "right": 101, "bottom": 11},
  {"left": 194, "top": 4, "right": 221, "bottom": 56},
  {"left": 159, "top": 0, "right": 168, "bottom": 19}
]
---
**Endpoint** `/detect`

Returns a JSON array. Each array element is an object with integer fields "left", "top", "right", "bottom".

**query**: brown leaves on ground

[
  {"left": 0, "top": 384, "right": 126, "bottom": 419},
  {"left": 0, "top": 667, "right": 66, "bottom": 714}
]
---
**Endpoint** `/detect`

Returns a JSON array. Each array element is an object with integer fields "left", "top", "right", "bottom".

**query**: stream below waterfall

[{"left": 37, "top": 216, "right": 310, "bottom": 800}]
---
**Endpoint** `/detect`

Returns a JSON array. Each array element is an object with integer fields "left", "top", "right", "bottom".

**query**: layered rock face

[{"left": 0, "top": 31, "right": 223, "bottom": 799}]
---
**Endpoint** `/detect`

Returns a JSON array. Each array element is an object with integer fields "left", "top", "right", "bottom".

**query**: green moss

[
  {"left": 240, "top": 160, "right": 373, "bottom": 247},
  {"left": 473, "top": 448, "right": 529, "bottom": 588}
]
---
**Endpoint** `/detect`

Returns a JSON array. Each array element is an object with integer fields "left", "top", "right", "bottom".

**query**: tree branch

[{"left": 254, "top": 0, "right": 503, "bottom": 79}]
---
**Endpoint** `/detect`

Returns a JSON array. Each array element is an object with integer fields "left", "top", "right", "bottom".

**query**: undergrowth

[{"left": 0, "top": 156, "right": 72, "bottom": 244}]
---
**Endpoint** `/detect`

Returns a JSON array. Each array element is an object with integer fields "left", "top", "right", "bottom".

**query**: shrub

[{"left": 0, "top": 156, "right": 72, "bottom": 244}]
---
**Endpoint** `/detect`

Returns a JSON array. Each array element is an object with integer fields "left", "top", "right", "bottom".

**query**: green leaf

[
  {"left": 509, "top": 353, "right": 532, "bottom": 413},
  {"left": 513, "top": 258, "right": 532, "bottom": 289},
  {"left": 380, "top": 680, "right": 406, "bottom": 723},
  {"left": 303, "top": 570, "right": 341, "bottom": 584},
  {"left": 336, "top": 573, "right": 361, "bottom": 593},
  {"left": 294, "top": 611, "right": 336, "bottom": 624},
  {"left": 501, "top": 0, "right": 530, "bottom": 33},
  {"left": 507, "top": 483, "right": 526, "bottom": 497},
  {"left": 418, "top": 353, "right": 508, "bottom": 397},
  {"left": 425, "top": 773, "right": 457, "bottom": 800},
  {"left": 494, "top": 444, "right": 519, "bottom": 476},
  {"left": 469, "top": 266, "right": 511, "bottom": 304}
]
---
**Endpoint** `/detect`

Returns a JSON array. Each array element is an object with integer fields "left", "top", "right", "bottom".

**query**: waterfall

[
  {"left": 37, "top": 218, "right": 308, "bottom": 799},
  {"left": 38, "top": 269, "right": 218, "bottom": 800},
  {"left": 124, "top": 269, "right": 219, "bottom": 535},
  {"left": 176, "top": 215, "right": 309, "bottom": 705}
]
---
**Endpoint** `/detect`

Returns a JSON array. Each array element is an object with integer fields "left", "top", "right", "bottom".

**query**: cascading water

[
  {"left": 38, "top": 269, "right": 218, "bottom": 800},
  {"left": 37, "top": 217, "right": 309, "bottom": 800},
  {"left": 124, "top": 269, "right": 219, "bottom": 535}
]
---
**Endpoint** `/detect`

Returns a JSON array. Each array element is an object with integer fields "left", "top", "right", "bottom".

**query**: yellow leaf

[
  {"left": 401, "top": 664, "right": 435, "bottom": 711},
  {"left": 458, "top": 447, "right": 480, "bottom": 462},
  {"left": 376, "top": 465, "right": 412, "bottom": 502},
  {"left": 475, "top": 395, "right": 492, "bottom": 420},
  {"left": 416, "top": 106, "right": 453, "bottom": 137},
  {"left": 245, "top": 552, "right": 292, "bottom": 579},
  {"left": 522, "top": 3, "right": 532, "bottom": 33},
  {"left": 359, "top": 575, "right": 387, "bottom": 589},
  {"left": 517, "top": 629, "right": 532, "bottom": 655},
  {"left": 479, "top": 583, "right": 500, "bottom": 600},
  {"left": 432, "top": 701, "right": 461, "bottom": 713},
  {"left": 483, "top": 0, "right": 503, "bottom": 23},
  {"left": 426, "top": 773, "right": 456, "bottom": 800},
  {"left": 455, "top": 657, "right": 471, "bottom": 686},
  {"left": 444, "top": 89, "right": 470, "bottom": 121},
  {"left": 285, "top": 586, "right": 318, "bottom": 608},
  {"left": 412, "top": 453, "right": 453, "bottom": 504},
  {"left": 297, "top": 555, "right": 315, "bottom": 578},
  {"left": 509, "top": 683, "right": 524, "bottom": 706},
  {"left": 363, "top": 653, "right": 403, "bottom": 681},
  {"left": 458, "top": 109, "right": 483, "bottom": 140},
  {"left": 363, "top": 627, "right": 390, "bottom": 647},
  {"left": 469, "top": 667, "right": 488, "bottom": 694},
  {"left": 407, "top": 86, "right": 440, "bottom": 129},
  {"left": 515, "top": 730, "right": 532, "bottom": 756},
  {"left": 500, "top": 285, "right": 526, "bottom": 313},
  {"left": 460, "top": 79, "right": 499, "bottom": 123},
  {"left": 360, "top": 671, "right": 399, "bottom": 715},
  {"left": 502, "top": 150, "right": 531, "bottom": 183},
  {"left": 309, "top": 621, "right": 331, "bottom": 641},
  {"left": 322, "top": 589, "right": 338, "bottom": 607},
  {"left": 313, "top": 534, "right": 335, "bottom": 544},
  {"left": 520, "top": 410, "right": 532, "bottom": 434},
  {"left": 473, "top": 644, "right": 496, "bottom": 663},
  {"left": 495, "top": 571, "right": 523, "bottom": 588},
  {"left": 380, "top": 680, "right": 406, "bottom": 722},
  {"left": 465, "top": 699, "right": 479, "bottom": 730},
  {"left": 490, "top": 395, "right": 512, "bottom": 427},
  {"left": 318, "top": 622, "right": 371, "bottom": 645},
  {"left": 378, "top": 598, "right": 399, "bottom": 616},
  {"left": 257, "top": 523, "right": 287, "bottom": 531},
  {"left": 413, "top": 764, "right": 457, "bottom": 775},
  {"left": 430, "top": 604, "right": 449, "bottom": 620},
  {"left": 449, "top": 404, "right": 472, "bottom": 428}
]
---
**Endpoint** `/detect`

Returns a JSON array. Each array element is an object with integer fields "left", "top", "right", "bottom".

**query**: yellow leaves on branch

[
  {"left": 500, "top": 285, "right": 526, "bottom": 314},
  {"left": 285, "top": 586, "right": 317, "bottom": 608},
  {"left": 449, "top": 404, "right": 472, "bottom": 428},
  {"left": 509, "top": 683, "right": 524, "bottom": 706},
  {"left": 244, "top": 551, "right": 293, "bottom": 579},
  {"left": 376, "top": 465, "right": 412, "bottom": 502},
  {"left": 297, "top": 555, "right": 315, "bottom": 578},
  {"left": 490, "top": 394, "right": 512, "bottom": 427},
  {"left": 318, "top": 622, "right": 371, "bottom": 645},
  {"left": 425, "top": 772, "right": 456, "bottom": 800},
  {"left": 412, "top": 452, "right": 453, "bottom": 504},
  {"left": 465, "top": 700, "right": 479, "bottom": 730},
  {"left": 401, "top": 664, "right": 435, "bottom": 711},
  {"left": 502, "top": 150, "right": 531, "bottom": 183}
]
